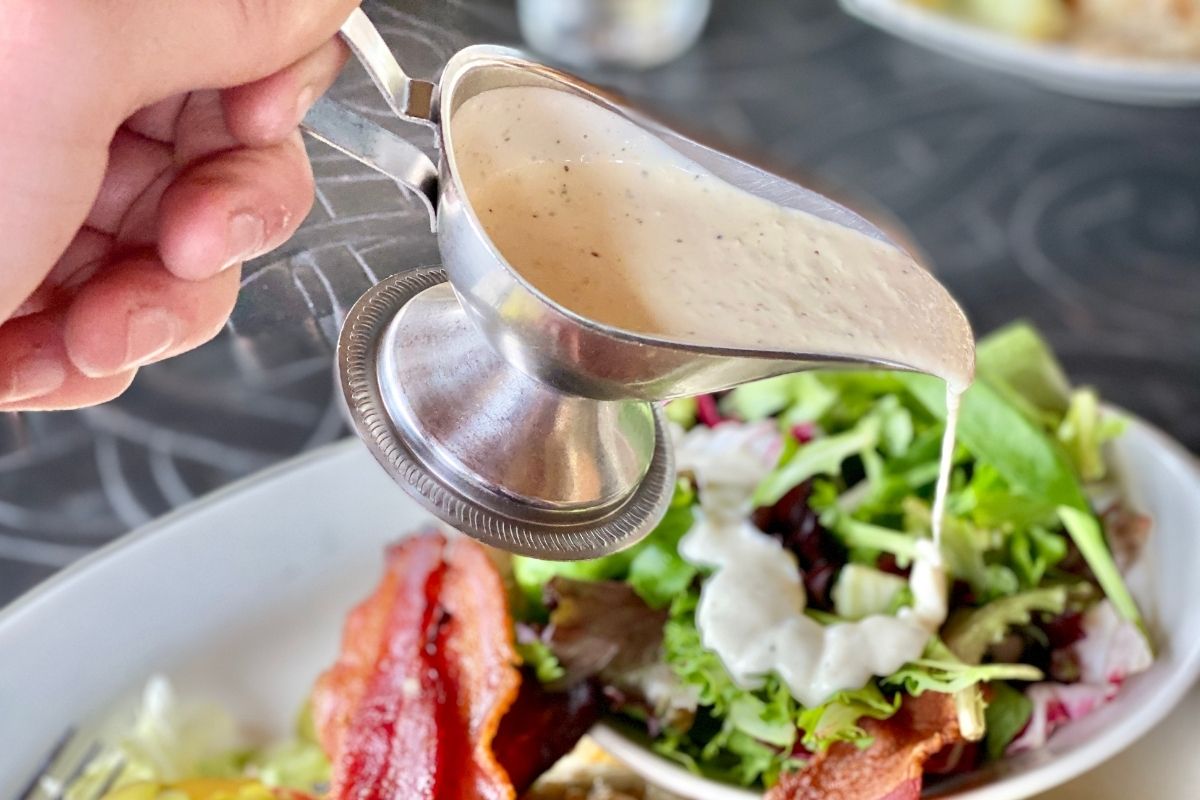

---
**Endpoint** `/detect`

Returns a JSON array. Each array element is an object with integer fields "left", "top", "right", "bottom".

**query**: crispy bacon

[
  {"left": 312, "top": 532, "right": 521, "bottom": 800},
  {"left": 768, "top": 692, "right": 963, "bottom": 800}
]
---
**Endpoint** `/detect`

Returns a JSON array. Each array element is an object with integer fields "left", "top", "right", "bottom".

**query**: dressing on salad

[
  {"left": 675, "top": 423, "right": 951, "bottom": 709},
  {"left": 453, "top": 84, "right": 974, "bottom": 708}
]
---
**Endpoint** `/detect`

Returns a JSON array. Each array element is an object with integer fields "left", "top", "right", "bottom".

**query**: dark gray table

[{"left": 2, "top": 0, "right": 1197, "bottom": 605}]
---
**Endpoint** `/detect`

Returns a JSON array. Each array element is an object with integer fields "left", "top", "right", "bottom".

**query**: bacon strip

[
  {"left": 768, "top": 692, "right": 963, "bottom": 800},
  {"left": 312, "top": 532, "right": 521, "bottom": 800}
]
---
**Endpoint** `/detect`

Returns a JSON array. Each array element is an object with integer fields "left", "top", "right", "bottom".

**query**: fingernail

[
  {"left": 222, "top": 212, "right": 266, "bottom": 271},
  {"left": 4, "top": 356, "right": 66, "bottom": 403},
  {"left": 295, "top": 84, "right": 317, "bottom": 124},
  {"left": 124, "top": 308, "right": 179, "bottom": 368}
]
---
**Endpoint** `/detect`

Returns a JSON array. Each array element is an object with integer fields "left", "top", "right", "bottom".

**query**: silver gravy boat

[{"left": 301, "top": 9, "right": 970, "bottom": 560}]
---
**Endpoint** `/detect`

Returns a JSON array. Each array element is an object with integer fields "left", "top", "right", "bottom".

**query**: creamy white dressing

[
  {"left": 674, "top": 423, "right": 948, "bottom": 707},
  {"left": 452, "top": 86, "right": 974, "bottom": 708},
  {"left": 451, "top": 87, "right": 974, "bottom": 393},
  {"left": 931, "top": 389, "right": 962, "bottom": 546}
]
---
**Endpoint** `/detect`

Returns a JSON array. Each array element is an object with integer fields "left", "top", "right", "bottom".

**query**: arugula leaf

[
  {"left": 976, "top": 321, "right": 1071, "bottom": 422},
  {"left": 984, "top": 682, "right": 1033, "bottom": 762},
  {"left": 1057, "top": 506, "right": 1145, "bottom": 633},
  {"left": 943, "top": 587, "right": 1068, "bottom": 664},
  {"left": 899, "top": 373, "right": 1088, "bottom": 512}
]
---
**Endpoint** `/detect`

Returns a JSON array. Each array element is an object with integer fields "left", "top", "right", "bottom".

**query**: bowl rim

[{"left": 839, "top": 0, "right": 1200, "bottom": 105}]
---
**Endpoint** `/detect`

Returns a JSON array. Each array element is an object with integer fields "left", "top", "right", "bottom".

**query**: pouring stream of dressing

[{"left": 450, "top": 85, "right": 973, "bottom": 706}]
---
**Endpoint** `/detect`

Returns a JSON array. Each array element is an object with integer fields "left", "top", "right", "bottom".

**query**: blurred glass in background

[{"left": 517, "top": 0, "right": 712, "bottom": 69}]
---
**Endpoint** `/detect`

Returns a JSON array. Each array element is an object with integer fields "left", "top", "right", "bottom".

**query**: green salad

[
  {"left": 65, "top": 322, "right": 1153, "bottom": 800},
  {"left": 509, "top": 322, "right": 1152, "bottom": 793}
]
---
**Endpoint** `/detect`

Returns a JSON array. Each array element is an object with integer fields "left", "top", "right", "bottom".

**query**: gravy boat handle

[{"left": 299, "top": 8, "right": 441, "bottom": 230}]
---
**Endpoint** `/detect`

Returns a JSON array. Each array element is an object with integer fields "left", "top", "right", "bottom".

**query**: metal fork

[{"left": 16, "top": 728, "right": 122, "bottom": 800}]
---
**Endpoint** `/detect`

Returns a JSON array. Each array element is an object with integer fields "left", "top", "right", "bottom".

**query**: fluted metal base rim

[{"left": 337, "top": 268, "right": 674, "bottom": 560}]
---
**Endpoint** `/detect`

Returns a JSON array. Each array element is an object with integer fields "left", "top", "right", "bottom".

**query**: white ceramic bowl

[
  {"left": 840, "top": 0, "right": 1200, "bottom": 105},
  {"left": 1, "top": 415, "right": 1197, "bottom": 800}
]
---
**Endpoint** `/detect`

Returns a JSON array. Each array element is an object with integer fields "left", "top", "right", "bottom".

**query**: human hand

[{"left": 0, "top": 0, "right": 359, "bottom": 411}]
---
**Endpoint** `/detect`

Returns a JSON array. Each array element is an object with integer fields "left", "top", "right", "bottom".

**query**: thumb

[{"left": 106, "top": 0, "right": 361, "bottom": 114}]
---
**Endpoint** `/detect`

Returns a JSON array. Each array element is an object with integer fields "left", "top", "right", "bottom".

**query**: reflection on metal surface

[{"left": 338, "top": 270, "right": 673, "bottom": 559}]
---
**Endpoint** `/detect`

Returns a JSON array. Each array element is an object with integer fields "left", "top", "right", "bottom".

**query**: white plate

[
  {"left": 1, "top": 416, "right": 1198, "bottom": 799},
  {"left": 840, "top": 0, "right": 1200, "bottom": 105}
]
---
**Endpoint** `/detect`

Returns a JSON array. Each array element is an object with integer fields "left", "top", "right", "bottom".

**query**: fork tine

[
  {"left": 84, "top": 754, "right": 125, "bottom": 800},
  {"left": 17, "top": 728, "right": 73, "bottom": 800},
  {"left": 54, "top": 741, "right": 103, "bottom": 799},
  {"left": 18, "top": 733, "right": 107, "bottom": 800}
]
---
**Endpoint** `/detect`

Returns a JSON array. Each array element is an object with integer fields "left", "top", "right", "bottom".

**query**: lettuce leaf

[
  {"left": 659, "top": 592, "right": 802, "bottom": 786},
  {"left": 1057, "top": 506, "right": 1146, "bottom": 635},
  {"left": 666, "top": 396, "right": 699, "bottom": 428},
  {"left": 943, "top": 587, "right": 1068, "bottom": 664},
  {"left": 984, "top": 682, "right": 1034, "bottom": 762},
  {"left": 1056, "top": 388, "right": 1125, "bottom": 483},
  {"left": 66, "top": 677, "right": 245, "bottom": 800},
  {"left": 831, "top": 564, "right": 909, "bottom": 620},
  {"left": 511, "top": 479, "right": 696, "bottom": 612},
  {"left": 823, "top": 509, "right": 920, "bottom": 566},
  {"left": 247, "top": 738, "right": 330, "bottom": 792},
  {"left": 899, "top": 373, "right": 1089, "bottom": 513},
  {"left": 721, "top": 373, "right": 835, "bottom": 424},
  {"left": 884, "top": 638, "right": 1044, "bottom": 696},
  {"left": 796, "top": 683, "right": 900, "bottom": 753},
  {"left": 755, "top": 414, "right": 882, "bottom": 506},
  {"left": 1006, "top": 525, "right": 1068, "bottom": 588},
  {"left": 903, "top": 498, "right": 1017, "bottom": 602},
  {"left": 975, "top": 321, "right": 1071, "bottom": 423},
  {"left": 516, "top": 638, "right": 566, "bottom": 684}
]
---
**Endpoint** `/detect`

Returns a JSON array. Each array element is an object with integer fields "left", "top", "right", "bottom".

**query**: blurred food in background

[{"left": 912, "top": 0, "right": 1200, "bottom": 58}]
